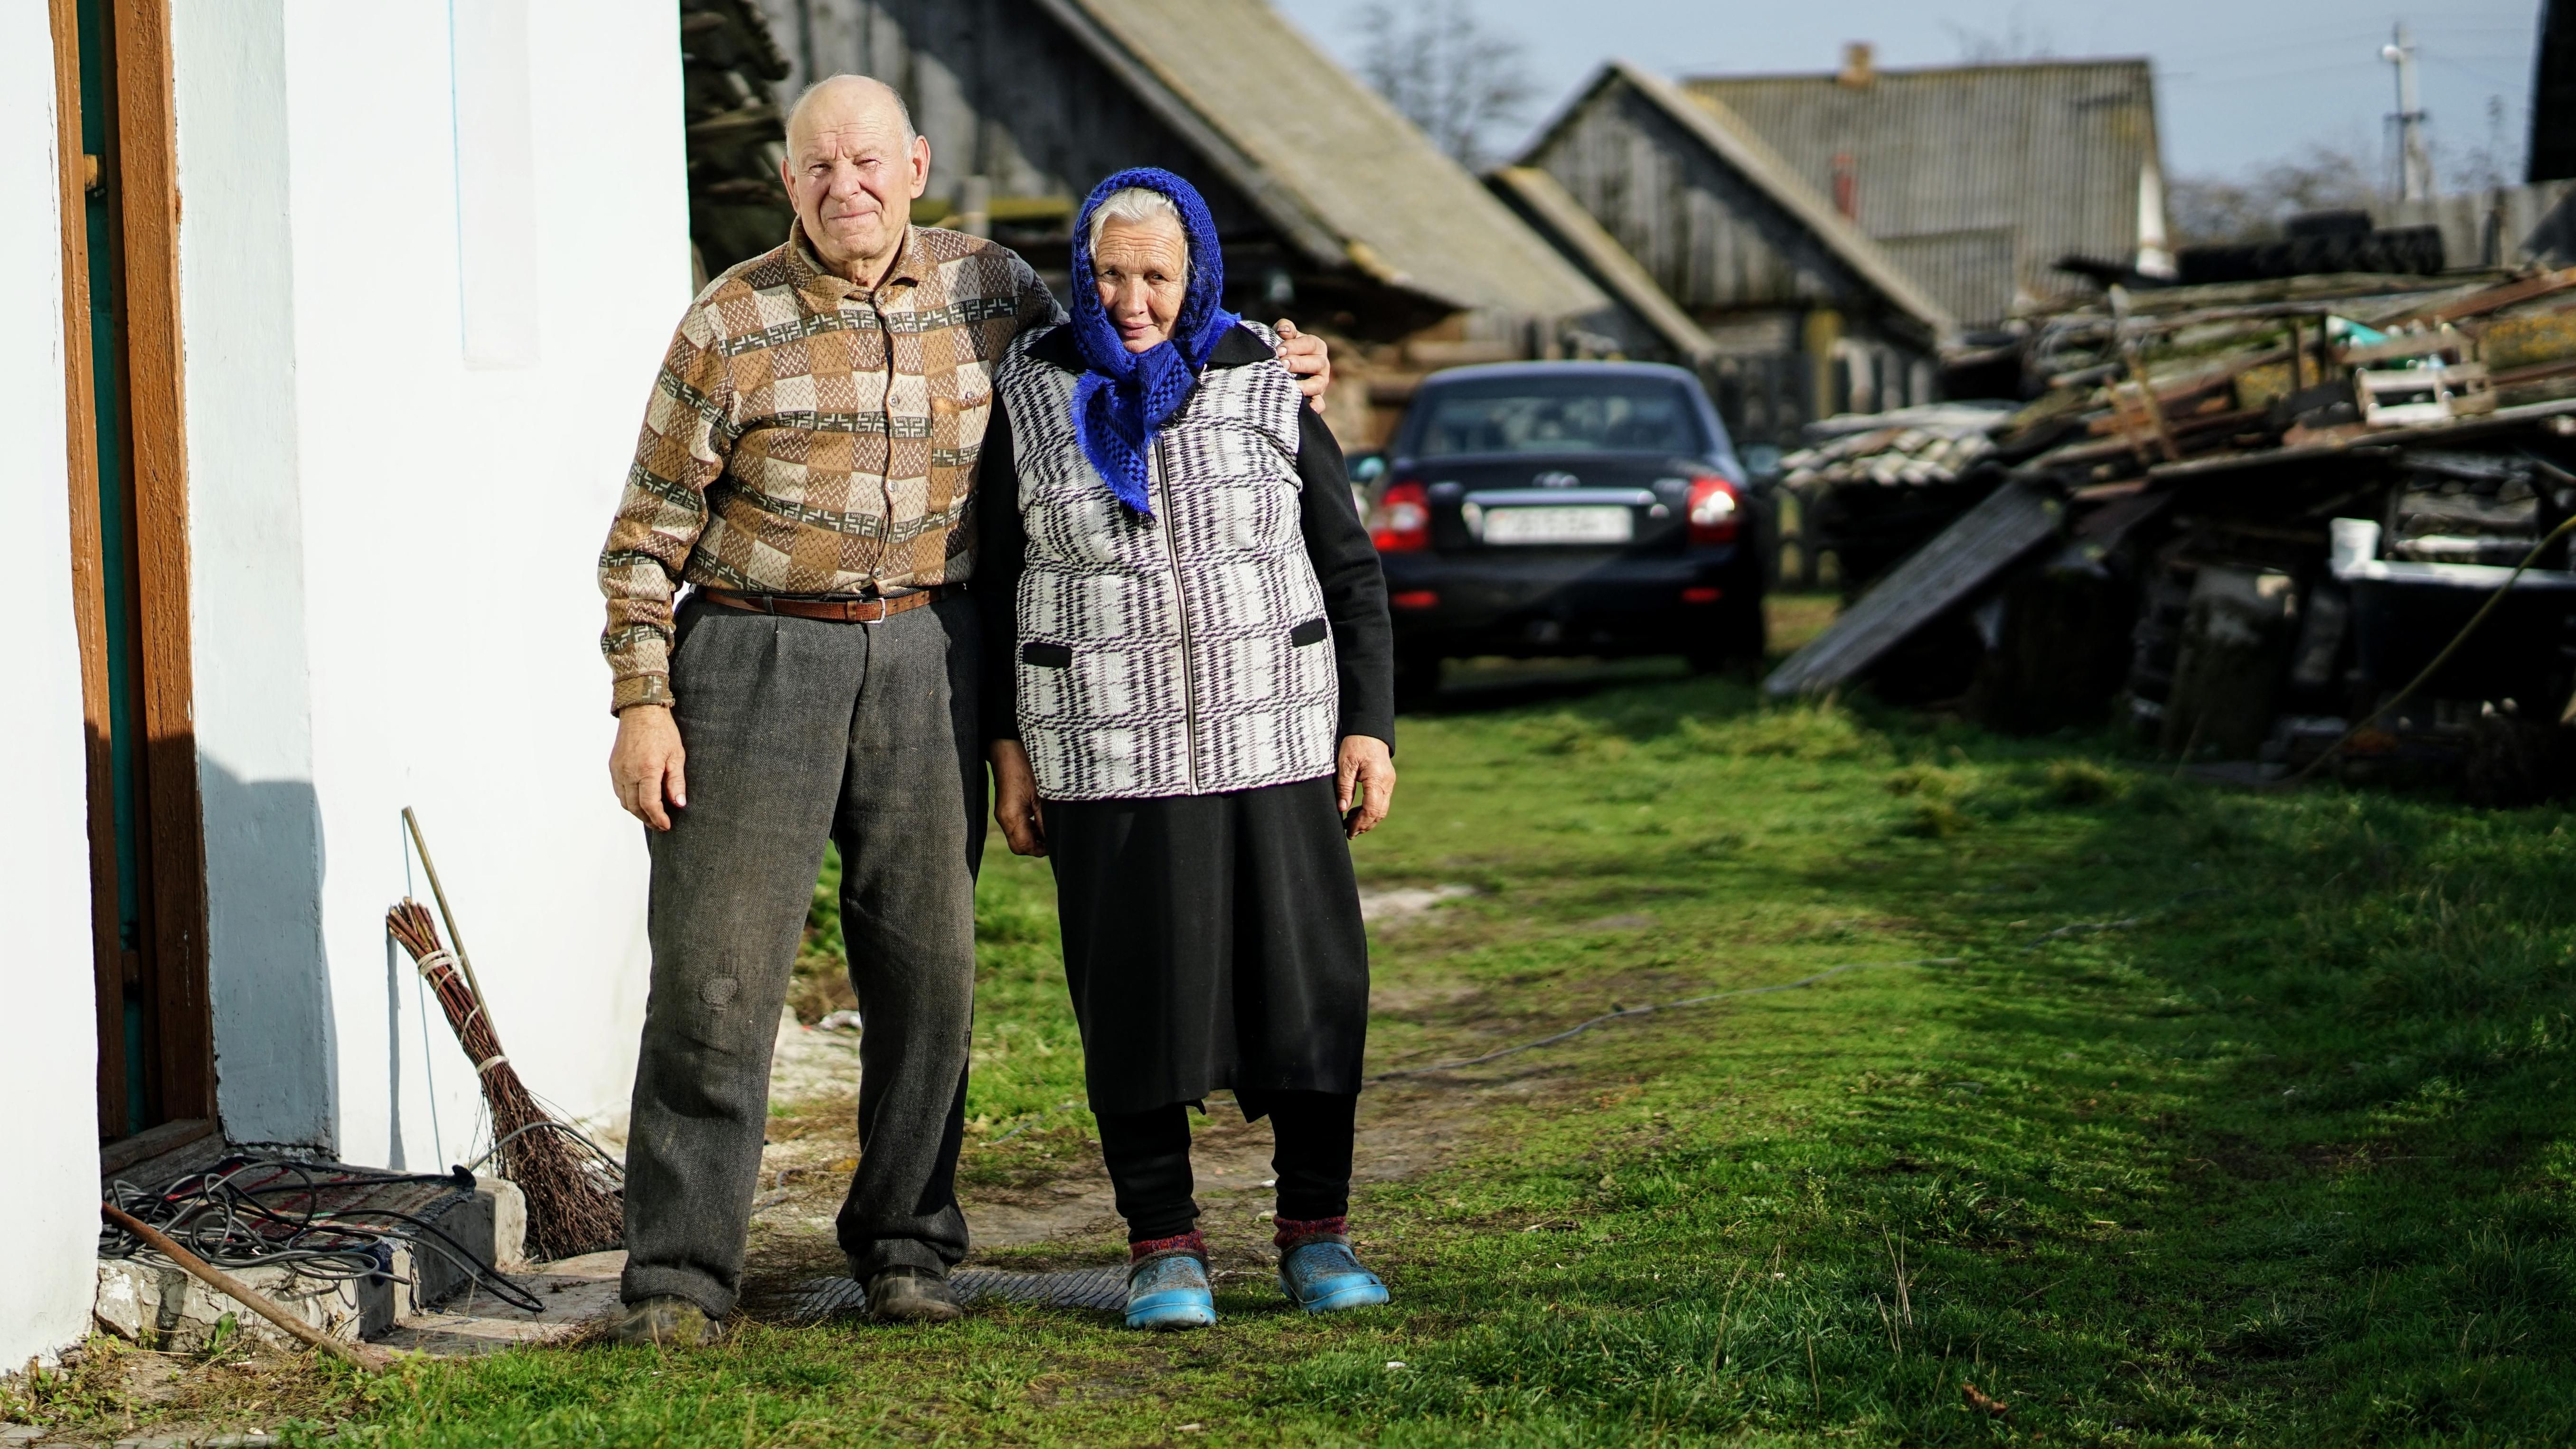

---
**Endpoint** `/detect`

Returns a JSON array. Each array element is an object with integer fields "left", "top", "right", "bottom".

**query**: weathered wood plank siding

[{"left": 1530, "top": 83, "right": 1887, "bottom": 321}]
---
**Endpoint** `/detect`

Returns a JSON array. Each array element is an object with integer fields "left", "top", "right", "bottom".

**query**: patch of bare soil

[
  {"left": 0, "top": 1335, "right": 344, "bottom": 1447},
  {"left": 734, "top": 987, "right": 1583, "bottom": 1318}
]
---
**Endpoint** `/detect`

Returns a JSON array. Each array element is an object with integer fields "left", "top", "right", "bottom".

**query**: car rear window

[{"left": 1409, "top": 376, "right": 1707, "bottom": 459}]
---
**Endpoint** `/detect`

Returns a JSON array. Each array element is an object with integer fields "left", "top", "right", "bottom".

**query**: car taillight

[
  {"left": 1686, "top": 475, "right": 1740, "bottom": 546},
  {"left": 1370, "top": 480, "right": 1432, "bottom": 552}
]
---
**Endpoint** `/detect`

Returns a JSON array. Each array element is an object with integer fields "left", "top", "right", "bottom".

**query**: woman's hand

[
  {"left": 989, "top": 740, "right": 1048, "bottom": 856},
  {"left": 1335, "top": 735, "right": 1396, "bottom": 838},
  {"left": 1275, "top": 319, "right": 1332, "bottom": 410}
]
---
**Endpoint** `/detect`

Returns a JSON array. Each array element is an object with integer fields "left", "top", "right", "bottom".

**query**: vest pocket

[
  {"left": 1289, "top": 618, "right": 1328, "bottom": 648},
  {"left": 1022, "top": 641, "right": 1073, "bottom": 668}
]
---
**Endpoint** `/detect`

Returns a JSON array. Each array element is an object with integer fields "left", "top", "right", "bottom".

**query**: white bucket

[{"left": 2329, "top": 518, "right": 2381, "bottom": 576}]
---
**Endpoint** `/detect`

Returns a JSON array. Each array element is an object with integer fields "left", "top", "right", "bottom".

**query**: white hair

[{"left": 1086, "top": 187, "right": 1185, "bottom": 263}]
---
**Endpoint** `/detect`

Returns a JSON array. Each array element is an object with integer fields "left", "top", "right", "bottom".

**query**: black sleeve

[
  {"left": 976, "top": 399, "right": 1027, "bottom": 743},
  {"left": 1296, "top": 405, "right": 1396, "bottom": 751}
]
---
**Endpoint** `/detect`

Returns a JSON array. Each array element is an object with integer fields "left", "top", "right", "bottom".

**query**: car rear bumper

[{"left": 1380, "top": 549, "right": 1758, "bottom": 656}]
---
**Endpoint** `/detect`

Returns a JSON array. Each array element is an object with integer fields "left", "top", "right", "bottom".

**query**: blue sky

[{"left": 1272, "top": 0, "right": 2547, "bottom": 184}]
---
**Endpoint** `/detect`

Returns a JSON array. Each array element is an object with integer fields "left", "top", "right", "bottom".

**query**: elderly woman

[{"left": 978, "top": 168, "right": 1398, "bottom": 1331}]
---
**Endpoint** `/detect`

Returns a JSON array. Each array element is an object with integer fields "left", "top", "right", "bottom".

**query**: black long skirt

[{"left": 1044, "top": 774, "right": 1369, "bottom": 1116}]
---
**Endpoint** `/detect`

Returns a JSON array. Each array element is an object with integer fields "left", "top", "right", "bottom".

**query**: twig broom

[
  {"left": 385, "top": 899, "right": 622, "bottom": 1260},
  {"left": 386, "top": 836, "right": 623, "bottom": 1260}
]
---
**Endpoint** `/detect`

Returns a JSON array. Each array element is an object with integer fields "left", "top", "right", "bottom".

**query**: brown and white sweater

[{"left": 597, "top": 221, "right": 1060, "bottom": 712}]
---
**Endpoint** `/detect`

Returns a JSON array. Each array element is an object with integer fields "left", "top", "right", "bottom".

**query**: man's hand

[
  {"left": 611, "top": 704, "right": 688, "bottom": 831},
  {"left": 990, "top": 740, "right": 1048, "bottom": 856},
  {"left": 1335, "top": 735, "right": 1396, "bottom": 838},
  {"left": 1275, "top": 319, "right": 1332, "bottom": 412}
]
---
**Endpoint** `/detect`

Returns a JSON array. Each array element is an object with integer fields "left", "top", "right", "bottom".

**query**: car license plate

[{"left": 1481, "top": 506, "right": 1633, "bottom": 546}]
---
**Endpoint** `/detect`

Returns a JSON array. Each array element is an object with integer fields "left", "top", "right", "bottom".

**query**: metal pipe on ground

[{"left": 101, "top": 1201, "right": 398, "bottom": 1373}]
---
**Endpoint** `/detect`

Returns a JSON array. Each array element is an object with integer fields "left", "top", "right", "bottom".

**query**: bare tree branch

[
  {"left": 1354, "top": 0, "right": 1538, "bottom": 169},
  {"left": 2169, "top": 144, "right": 2385, "bottom": 246},
  {"left": 1943, "top": 13, "right": 2057, "bottom": 64}
]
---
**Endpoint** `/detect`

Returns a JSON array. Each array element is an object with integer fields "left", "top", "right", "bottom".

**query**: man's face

[{"left": 781, "top": 99, "right": 930, "bottom": 280}]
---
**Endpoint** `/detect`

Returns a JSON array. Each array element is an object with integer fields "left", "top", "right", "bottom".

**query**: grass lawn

[{"left": 18, "top": 606, "right": 2576, "bottom": 1445}]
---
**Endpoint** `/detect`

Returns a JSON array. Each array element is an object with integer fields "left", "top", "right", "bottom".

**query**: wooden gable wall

[{"left": 1528, "top": 79, "right": 1905, "bottom": 336}]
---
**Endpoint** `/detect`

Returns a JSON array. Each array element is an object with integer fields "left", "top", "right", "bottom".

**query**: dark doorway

[{"left": 54, "top": 0, "right": 213, "bottom": 1170}]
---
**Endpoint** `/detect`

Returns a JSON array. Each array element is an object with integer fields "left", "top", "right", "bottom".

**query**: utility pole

[{"left": 2383, "top": 22, "right": 2435, "bottom": 201}]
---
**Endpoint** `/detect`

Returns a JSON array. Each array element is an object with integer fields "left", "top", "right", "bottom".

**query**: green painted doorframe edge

[
  {"left": 76, "top": 0, "right": 154, "bottom": 1135},
  {"left": 52, "top": 0, "right": 215, "bottom": 1148}
]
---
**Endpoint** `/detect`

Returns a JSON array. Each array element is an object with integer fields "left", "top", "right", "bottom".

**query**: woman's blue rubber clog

[
  {"left": 1278, "top": 1237, "right": 1389, "bottom": 1314},
  {"left": 1125, "top": 1249, "right": 1218, "bottom": 1330}
]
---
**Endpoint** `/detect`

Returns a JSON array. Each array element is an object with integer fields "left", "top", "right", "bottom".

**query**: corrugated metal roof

[
  {"left": 1765, "top": 479, "right": 2061, "bottom": 697},
  {"left": 1688, "top": 59, "right": 2161, "bottom": 322},
  {"left": 1033, "top": 0, "right": 1608, "bottom": 320}
]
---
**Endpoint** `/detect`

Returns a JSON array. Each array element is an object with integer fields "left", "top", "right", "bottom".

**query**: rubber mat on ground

[{"left": 787, "top": 1266, "right": 1129, "bottom": 1320}]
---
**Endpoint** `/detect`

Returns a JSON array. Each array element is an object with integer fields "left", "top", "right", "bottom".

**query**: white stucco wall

[
  {"left": 0, "top": 3, "right": 111, "bottom": 1369},
  {"left": 181, "top": 1, "right": 686, "bottom": 1166},
  {"left": 176, "top": 0, "right": 332, "bottom": 1151}
]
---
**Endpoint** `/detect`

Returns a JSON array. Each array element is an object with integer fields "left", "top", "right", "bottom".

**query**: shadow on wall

[{"left": 197, "top": 752, "right": 335, "bottom": 1151}]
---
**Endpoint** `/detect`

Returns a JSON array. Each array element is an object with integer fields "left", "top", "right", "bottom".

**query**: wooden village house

[
  {"left": 1508, "top": 61, "right": 1958, "bottom": 449},
  {"left": 1501, "top": 50, "right": 2174, "bottom": 449},
  {"left": 1688, "top": 47, "right": 2173, "bottom": 327}
]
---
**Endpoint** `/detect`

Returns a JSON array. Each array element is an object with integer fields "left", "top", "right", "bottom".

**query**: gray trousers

[{"left": 620, "top": 593, "right": 984, "bottom": 1316}]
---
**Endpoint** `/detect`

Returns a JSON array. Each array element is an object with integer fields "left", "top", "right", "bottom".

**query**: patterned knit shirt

[{"left": 597, "top": 221, "right": 1061, "bottom": 712}]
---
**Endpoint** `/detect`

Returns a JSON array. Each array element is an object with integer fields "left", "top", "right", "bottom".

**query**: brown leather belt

[{"left": 697, "top": 583, "right": 962, "bottom": 623}]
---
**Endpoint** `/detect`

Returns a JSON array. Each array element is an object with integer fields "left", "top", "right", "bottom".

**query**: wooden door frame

[{"left": 51, "top": 0, "right": 213, "bottom": 1158}]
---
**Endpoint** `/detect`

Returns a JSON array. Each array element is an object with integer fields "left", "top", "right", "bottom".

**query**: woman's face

[{"left": 1092, "top": 215, "right": 1190, "bottom": 353}]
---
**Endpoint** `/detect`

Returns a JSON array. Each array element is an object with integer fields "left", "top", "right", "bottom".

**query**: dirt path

[{"left": 737, "top": 885, "right": 1550, "bottom": 1306}]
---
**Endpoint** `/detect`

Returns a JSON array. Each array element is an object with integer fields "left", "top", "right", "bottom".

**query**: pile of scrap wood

[{"left": 1769, "top": 263, "right": 2576, "bottom": 802}]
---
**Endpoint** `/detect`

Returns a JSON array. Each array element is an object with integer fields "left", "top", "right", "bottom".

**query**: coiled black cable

[{"left": 101, "top": 1154, "right": 545, "bottom": 1315}]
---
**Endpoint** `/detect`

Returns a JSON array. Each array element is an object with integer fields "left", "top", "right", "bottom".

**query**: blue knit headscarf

[{"left": 1068, "top": 168, "right": 1241, "bottom": 515}]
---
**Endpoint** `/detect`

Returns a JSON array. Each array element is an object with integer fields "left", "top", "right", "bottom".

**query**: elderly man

[{"left": 599, "top": 75, "right": 1330, "bottom": 1344}]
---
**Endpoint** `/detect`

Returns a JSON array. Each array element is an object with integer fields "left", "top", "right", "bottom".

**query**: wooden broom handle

[
  {"left": 402, "top": 806, "right": 492, "bottom": 1016},
  {"left": 102, "top": 1201, "right": 396, "bottom": 1373}
]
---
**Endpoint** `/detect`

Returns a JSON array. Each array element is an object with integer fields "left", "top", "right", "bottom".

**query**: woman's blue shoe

[
  {"left": 1125, "top": 1250, "right": 1217, "bottom": 1330},
  {"left": 1278, "top": 1237, "right": 1390, "bottom": 1313}
]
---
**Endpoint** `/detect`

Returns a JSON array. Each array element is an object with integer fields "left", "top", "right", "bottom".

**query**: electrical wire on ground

[
  {"left": 101, "top": 1154, "right": 545, "bottom": 1315},
  {"left": 1365, "top": 958, "right": 1964, "bottom": 1082}
]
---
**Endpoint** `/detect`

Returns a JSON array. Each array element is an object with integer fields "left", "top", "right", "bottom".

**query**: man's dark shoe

[
  {"left": 865, "top": 1266, "right": 965, "bottom": 1323},
  {"left": 612, "top": 1294, "right": 725, "bottom": 1346}
]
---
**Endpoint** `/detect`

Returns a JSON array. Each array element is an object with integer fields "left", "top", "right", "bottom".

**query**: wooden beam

[
  {"left": 52, "top": 0, "right": 128, "bottom": 1140},
  {"left": 113, "top": 0, "right": 213, "bottom": 1127},
  {"left": 96, "top": 1115, "right": 216, "bottom": 1177}
]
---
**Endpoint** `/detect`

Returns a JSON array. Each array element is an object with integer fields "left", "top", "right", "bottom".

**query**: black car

[{"left": 1363, "top": 362, "right": 1762, "bottom": 702}]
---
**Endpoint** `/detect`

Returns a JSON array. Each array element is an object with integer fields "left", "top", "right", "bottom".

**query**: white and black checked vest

[{"left": 997, "top": 323, "right": 1339, "bottom": 801}]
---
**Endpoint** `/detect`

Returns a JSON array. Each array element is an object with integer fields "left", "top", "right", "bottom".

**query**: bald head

[
  {"left": 778, "top": 74, "right": 931, "bottom": 287},
  {"left": 785, "top": 75, "right": 914, "bottom": 156}
]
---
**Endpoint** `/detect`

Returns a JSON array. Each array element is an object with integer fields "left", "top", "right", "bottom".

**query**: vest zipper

[{"left": 1151, "top": 436, "right": 1202, "bottom": 794}]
